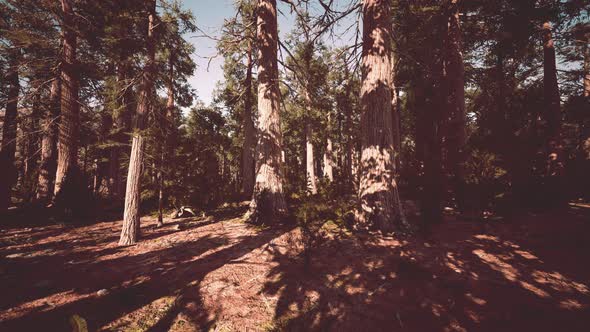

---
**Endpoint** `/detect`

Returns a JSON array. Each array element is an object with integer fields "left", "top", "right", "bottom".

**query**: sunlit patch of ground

[{"left": 1, "top": 203, "right": 589, "bottom": 331}]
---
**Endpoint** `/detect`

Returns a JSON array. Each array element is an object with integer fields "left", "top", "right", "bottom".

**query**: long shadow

[
  {"left": 262, "top": 207, "right": 590, "bottom": 331},
  {"left": 1, "top": 214, "right": 294, "bottom": 331}
]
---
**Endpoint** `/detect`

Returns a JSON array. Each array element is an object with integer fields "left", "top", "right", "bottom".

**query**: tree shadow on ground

[
  {"left": 262, "top": 206, "right": 590, "bottom": 331},
  {"left": 0, "top": 204, "right": 294, "bottom": 331}
]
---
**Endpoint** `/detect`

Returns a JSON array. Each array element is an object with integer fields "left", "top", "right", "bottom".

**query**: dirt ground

[{"left": 1, "top": 202, "right": 589, "bottom": 331}]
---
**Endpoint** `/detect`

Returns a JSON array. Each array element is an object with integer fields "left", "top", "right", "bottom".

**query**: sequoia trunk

[
  {"left": 356, "top": 0, "right": 404, "bottom": 231},
  {"left": 54, "top": 0, "right": 80, "bottom": 198},
  {"left": 445, "top": 0, "right": 467, "bottom": 210},
  {"left": 37, "top": 78, "right": 60, "bottom": 203},
  {"left": 0, "top": 49, "right": 20, "bottom": 211},
  {"left": 242, "top": 39, "right": 256, "bottom": 197},
  {"left": 247, "top": 0, "right": 287, "bottom": 223}
]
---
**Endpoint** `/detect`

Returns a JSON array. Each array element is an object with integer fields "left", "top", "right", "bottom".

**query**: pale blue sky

[
  {"left": 182, "top": 0, "right": 296, "bottom": 106},
  {"left": 181, "top": 0, "right": 358, "bottom": 106}
]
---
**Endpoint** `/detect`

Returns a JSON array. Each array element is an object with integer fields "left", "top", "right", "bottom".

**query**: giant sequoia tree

[
  {"left": 444, "top": 0, "right": 467, "bottom": 210},
  {"left": 247, "top": 0, "right": 287, "bottom": 223},
  {"left": 0, "top": 47, "right": 20, "bottom": 211},
  {"left": 54, "top": 0, "right": 80, "bottom": 199},
  {"left": 356, "top": 0, "right": 404, "bottom": 231}
]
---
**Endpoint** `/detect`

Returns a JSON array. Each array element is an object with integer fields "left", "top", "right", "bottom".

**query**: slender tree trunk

[
  {"left": 23, "top": 92, "right": 42, "bottom": 200},
  {"left": 0, "top": 49, "right": 20, "bottom": 211},
  {"left": 323, "top": 136, "right": 334, "bottom": 182},
  {"left": 242, "top": 39, "right": 256, "bottom": 197},
  {"left": 37, "top": 78, "right": 60, "bottom": 203},
  {"left": 542, "top": 22, "right": 562, "bottom": 176},
  {"left": 305, "top": 121, "right": 317, "bottom": 194},
  {"left": 247, "top": 0, "right": 287, "bottom": 223},
  {"left": 157, "top": 54, "right": 175, "bottom": 227},
  {"left": 445, "top": 0, "right": 467, "bottom": 210},
  {"left": 343, "top": 83, "right": 353, "bottom": 187},
  {"left": 108, "top": 62, "right": 133, "bottom": 200},
  {"left": 54, "top": 0, "right": 80, "bottom": 198},
  {"left": 585, "top": 35, "right": 590, "bottom": 98},
  {"left": 120, "top": 0, "right": 156, "bottom": 245},
  {"left": 356, "top": 0, "right": 404, "bottom": 231},
  {"left": 582, "top": 35, "right": 590, "bottom": 159}
]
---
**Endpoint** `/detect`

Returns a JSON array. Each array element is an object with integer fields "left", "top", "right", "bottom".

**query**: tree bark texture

[
  {"left": 242, "top": 39, "right": 256, "bottom": 197},
  {"left": 0, "top": 49, "right": 20, "bottom": 211},
  {"left": 120, "top": 0, "right": 156, "bottom": 245},
  {"left": 323, "top": 137, "right": 334, "bottom": 182},
  {"left": 157, "top": 55, "right": 175, "bottom": 227},
  {"left": 54, "top": 0, "right": 80, "bottom": 198},
  {"left": 37, "top": 78, "right": 61, "bottom": 203},
  {"left": 306, "top": 121, "right": 318, "bottom": 194},
  {"left": 247, "top": 0, "right": 287, "bottom": 223},
  {"left": 445, "top": 0, "right": 467, "bottom": 210},
  {"left": 356, "top": 0, "right": 404, "bottom": 231},
  {"left": 542, "top": 22, "right": 562, "bottom": 176}
]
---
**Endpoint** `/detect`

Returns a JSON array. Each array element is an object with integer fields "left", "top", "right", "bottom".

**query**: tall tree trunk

[
  {"left": 583, "top": 34, "right": 590, "bottom": 159},
  {"left": 108, "top": 18, "right": 134, "bottom": 201},
  {"left": 542, "top": 22, "right": 562, "bottom": 177},
  {"left": 23, "top": 91, "right": 42, "bottom": 200},
  {"left": 305, "top": 121, "right": 317, "bottom": 194},
  {"left": 356, "top": 0, "right": 404, "bottom": 231},
  {"left": 37, "top": 78, "right": 60, "bottom": 203},
  {"left": 390, "top": 49, "right": 402, "bottom": 174},
  {"left": 242, "top": 39, "right": 256, "bottom": 197},
  {"left": 585, "top": 34, "right": 590, "bottom": 98},
  {"left": 54, "top": 0, "right": 80, "bottom": 199},
  {"left": 343, "top": 82, "right": 354, "bottom": 187},
  {"left": 247, "top": 0, "right": 287, "bottom": 223},
  {"left": 119, "top": 0, "right": 156, "bottom": 245},
  {"left": 157, "top": 54, "right": 175, "bottom": 227},
  {"left": 0, "top": 49, "right": 20, "bottom": 211},
  {"left": 108, "top": 63, "right": 133, "bottom": 200},
  {"left": 445, "top": 0, "right": 467, "bottom": 210},
  {"left": 323, "top": 136, "right": 334, "bottom": 182}
]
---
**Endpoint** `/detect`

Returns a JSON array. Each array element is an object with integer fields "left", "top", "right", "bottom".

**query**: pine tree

[{"left": 119, "top": 0, "right": 157, "bottom": 246}]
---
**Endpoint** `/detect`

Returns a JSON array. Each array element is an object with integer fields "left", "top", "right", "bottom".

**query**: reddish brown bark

[
  {"left": 54, "top": 0, "right": 80, "bottom": 195},
  {"left": 356, "top": 0, "right": 404, "bottom": 231},
  {"left": 247, "top": 0, "right": 287, "bottom": 223},
  {"left": 37, "top": 78, "right": 60, "bottom": 203},
  {"left": 120, "top": 0, "right": 156, "bottom": 245},
  {"left": 445, "top": 0, "right": 467, "bottom": 210},
  {"left": 585, "top": 36, "right": 590, "bottom": 98},
  {"left": 242, "top": 39, "right": 256, "bottom": 197},
  {"left": 0, "top": 49, "right": 20, "bottom": 211},
  {"left": 54, "top": 0, "right": 80, "bottom": 198}
]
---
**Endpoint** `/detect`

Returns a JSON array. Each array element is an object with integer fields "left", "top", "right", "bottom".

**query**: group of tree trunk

[{"left": 2, "top": 0, "right": 588, "bottom": 242}]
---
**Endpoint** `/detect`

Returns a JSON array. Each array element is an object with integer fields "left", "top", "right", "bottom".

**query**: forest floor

[{"left": 1, "top": 202, "right": 590, "bottom": 332}]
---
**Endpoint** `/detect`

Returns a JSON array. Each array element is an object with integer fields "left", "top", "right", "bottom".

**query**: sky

[
  {"left": 182, "top": 0, "right": 296, "bottom": 106},
  {"left": 181, "top": 0, "right": 358, "bottom": 106}
]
